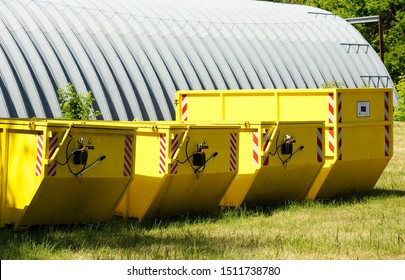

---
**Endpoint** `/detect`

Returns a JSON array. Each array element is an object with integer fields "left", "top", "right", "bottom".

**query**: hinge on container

[{"left": 28, "top": 117, "right": 36, "bottom": 130}]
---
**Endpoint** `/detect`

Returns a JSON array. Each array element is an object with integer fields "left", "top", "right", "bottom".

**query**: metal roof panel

[{"left": 0, "top": 0, "right": 396, "bottom": 119}]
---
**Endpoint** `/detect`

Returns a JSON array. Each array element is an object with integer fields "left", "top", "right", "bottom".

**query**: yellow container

[
  {"left": 116, "top": 122, "right": 239, "bottom": 221},
  {"left": 0, "top": 119, "right": 136, "bottom": 229},
  {"left": 219, "top": 121, "right": 325, "bottom": 207},
  {"left": 175, "top": 88, "right": 393, "bottom": 200}
]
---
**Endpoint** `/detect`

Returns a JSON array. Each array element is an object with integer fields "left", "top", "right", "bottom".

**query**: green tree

[
  {"left": 57, "top": 83, "right": 101, "bottom": 120},
  {"left": 269, "top": 0, "right": 405, "bottom": 120},
  {"left": 394, "top": 75, "right": 405, "bottom": 121},
  {"left": 270, "top": 0, "right": 405, "bottom": 85}
]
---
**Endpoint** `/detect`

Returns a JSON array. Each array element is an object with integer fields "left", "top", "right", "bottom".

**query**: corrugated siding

[{"left": 0, "top": 0, "right": 396, "bottom": 120}]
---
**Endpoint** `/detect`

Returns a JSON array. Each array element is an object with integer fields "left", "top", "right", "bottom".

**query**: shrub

[
  {"left": 394, "top": 75, "right": 405, "bottom": 121},
  {"left": 57, "top": 83, "right": 101, "bottom": 120},
  {"left": 321, "top": 80, "right": 345, "bottom": 88}
]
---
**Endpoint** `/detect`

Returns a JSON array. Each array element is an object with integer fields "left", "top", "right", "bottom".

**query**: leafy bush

[
  {"left": 321, "top": 80, "right": 345, "bottom": 88},
  {"left": 394, "top": 75, "right": 405, "bottom": 121},
  {"left": 57, "top": 83, "right": 101, "bottom": 120}
]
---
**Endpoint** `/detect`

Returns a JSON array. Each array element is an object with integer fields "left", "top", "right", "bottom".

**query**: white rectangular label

[{"left": 357, "top": 101, "right": 370, "bottom": 117}]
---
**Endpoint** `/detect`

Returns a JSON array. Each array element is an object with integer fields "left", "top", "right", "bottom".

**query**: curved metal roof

[{"left": 0, "top": 0, "right": 396, "bottom": 120}]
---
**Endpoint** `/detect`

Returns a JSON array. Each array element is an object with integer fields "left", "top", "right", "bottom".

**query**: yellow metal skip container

[
  {"left": 216, "top": 122, "right": 325, "bottom": 206},
  {"left": 175, "top": 88, "right": 393, "bottom": 200},
  {"left": 219, "top": 121, "right": 325, "bottom": 207},
  {"left": 115, "top": 122, "right": 239, "bottom": 222},
  {"left": 0, "top": 119, "right": 136, "bottom": 229}
]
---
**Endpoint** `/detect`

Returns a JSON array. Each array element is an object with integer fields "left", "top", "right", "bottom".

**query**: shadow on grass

[
  {"left": 0, "top": 215, "right": 239, "bottom": 259},
  {"left": 222, "top": 187, "right": 405, "bottom": 216},
  {"left": 315, "top": 188, "right": 405, "bottom": 206},
  {"left": 0, "top": 188, "right": 403, "bottom": 259},
  {"left": 3, "top": 188, "right": 405, "bottom": 232}
]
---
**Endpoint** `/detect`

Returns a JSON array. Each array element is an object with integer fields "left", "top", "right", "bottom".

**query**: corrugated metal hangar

[{"left": 0, "top": 0, "right": 396, "bottom": 120}]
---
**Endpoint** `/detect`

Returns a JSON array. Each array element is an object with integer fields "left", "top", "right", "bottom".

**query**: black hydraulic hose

[{"left": 75, "top": 155, "right": 106, "bottom": 176}]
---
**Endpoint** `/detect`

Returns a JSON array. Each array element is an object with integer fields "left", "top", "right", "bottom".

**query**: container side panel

[
  {"left": 17, "top": 177, "right": 131, "bottom": 227},
  {"left": 224, "top": 95, "right": 277, "bottom": 121},
  {"left": 7, "top": 132, "right": 40, "bottom": 210},
  {"left": 342, "top": 126, "right": 386, "bottom": 161},
  {"left": 316, "top": 158, "right": 391, "bottom": 198},
  {"left": 340, "top": 90, "right": 385, "bottom": 123},
  {"left": 278, "top": 94, "right": 330, "bottom": 122},
  {"left": 187, "top": 95, "right": 223, "bottom": 121}
]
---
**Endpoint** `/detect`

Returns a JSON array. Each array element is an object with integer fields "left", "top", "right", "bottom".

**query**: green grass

[{"left": 0, "top": 123, "right": 404, "bottom": 260}]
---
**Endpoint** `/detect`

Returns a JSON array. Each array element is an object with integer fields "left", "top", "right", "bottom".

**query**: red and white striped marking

[
  {"left": 253, "top": 130, "right": 270, "bottom": 166},
  {"left": 328, "top": 93, "right": 334, "bottom": 123},
  {"left": 317, "top": 128, "right": 323, "bottom": 162},
  {"left": 337, "top": 92, "right": 342, "bottom": 123},
  {"left": 159, "top": 134, "right": 167, "bottom": 174},
  {"left": 338, "top": 127, "right": 342, "bottom": 160},
  {"left": 328, "top": 128, "right": 335, "bottom": 154},
  {"left": 328, "top": 92, "right": 343, "bottom": 156},
  {"left": 47, "top": 132, "right": 58, "bottom": 176},
  {"left": 384, "top": 92, "right": 390, "bottom": 157},
  {"left": 337, "top": 92, "right": 342, "bottom": 160},
  {"left": 253, "top": 132, "right": 259, "bottom": 166},
  {"left": 170, "top": 134, "right": 179, "bottom": 174},
  {"left": 36, "top": 135, "right": 44, "bottom": 176},
  {"left": 230, "top": 133, "right": 237, "bottom": 171},
  {"left": 262, "top": 129, "right": 271, "bottom": 166},
  {"left": 384, "top": 91, "right": 390, "bottom": 121},
  {"left": 123, "top": 135, "right": 133, "bottom": 176},
  {"left": 181, "top": 94, "right": 188, "bottom": 121},
  {"left": 328, "top": 93, "right": 335, "bottom": 154},
  {"left": 385, "top": 125, "right": 390, "bottom": 156}
]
